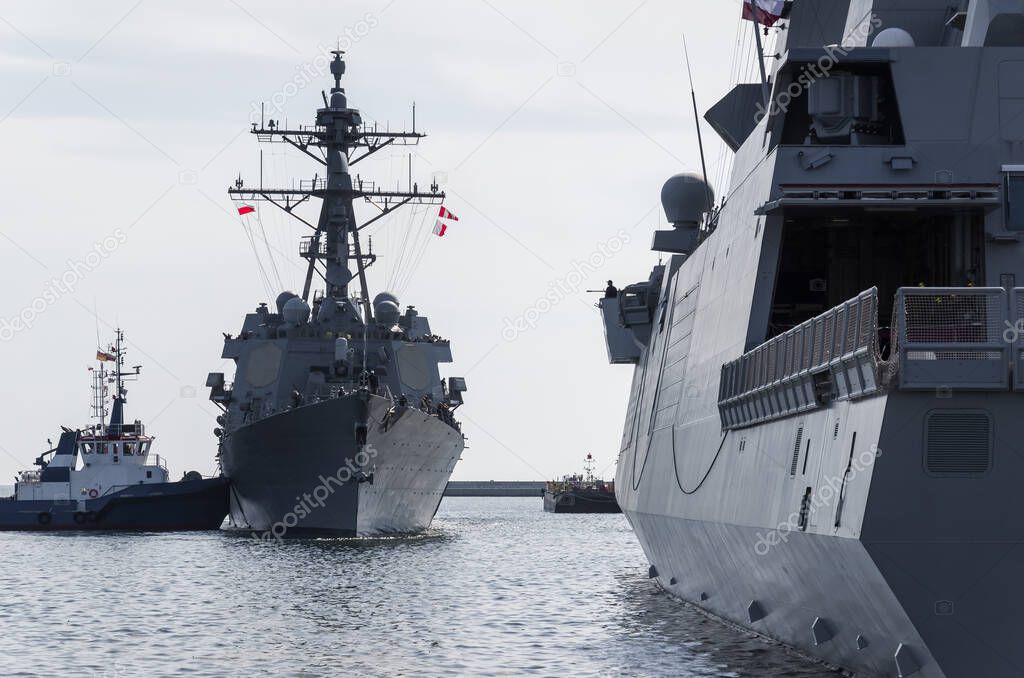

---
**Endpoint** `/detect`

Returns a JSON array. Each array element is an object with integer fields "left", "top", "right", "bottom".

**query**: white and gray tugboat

[
  {"left": 1, "top": 329, "right": 229, "bottom": 531},
  {"left": 208, "top": 51, "right": 467, "bottom": 537},
  {"left": 599, "top": 2, "right": 1024, "bottom": 676}
]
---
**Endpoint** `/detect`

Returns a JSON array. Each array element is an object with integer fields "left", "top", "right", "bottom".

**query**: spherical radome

[
  {"left": 661, "top": 173, "right": 714, "bottom": 225},
  {"left": 872, "top": 28, "right": 915, "bottom": 48},
  {"left": 283, "top": 296, "right": 311, "bottom": 325}
]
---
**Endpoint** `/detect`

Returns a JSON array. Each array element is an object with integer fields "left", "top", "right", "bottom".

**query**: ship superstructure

[
  {"left": 600, "top": 2, "right": 1024, "bottom": 676},
  {"left": 208, "top": 51, "right": 466, "bottom": 537}
]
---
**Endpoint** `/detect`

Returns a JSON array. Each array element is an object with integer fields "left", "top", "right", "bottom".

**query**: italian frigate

[
  {"left": 208, "top": 51, "right": 467, "bottom": 537},
  {"left": 599, "top": 2, "right": 1024, "bottom": 676}
]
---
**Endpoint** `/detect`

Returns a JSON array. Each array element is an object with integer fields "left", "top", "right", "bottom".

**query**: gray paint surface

[{"left": 602, "top": 2, "right": 1024, "bottom": 676}]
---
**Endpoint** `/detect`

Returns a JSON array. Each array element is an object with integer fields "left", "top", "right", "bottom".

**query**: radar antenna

[{"left": 228, "top": 51, "right": 445, "bottom": 320}]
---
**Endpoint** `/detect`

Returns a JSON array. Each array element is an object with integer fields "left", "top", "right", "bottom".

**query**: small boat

[
  {"left": 0, "top": 330, "right": 229, "bottom": 531},
  {"left": 543, "top": 454, "right": 621, "bottom": 514}
]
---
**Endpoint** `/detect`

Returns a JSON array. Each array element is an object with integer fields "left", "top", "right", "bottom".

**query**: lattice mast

[
  {"left": 90, "top": 328, "right": 141, "bottom": 430},
  {"left": 228, "top": 51, "right": 445, "bottom": 320}
]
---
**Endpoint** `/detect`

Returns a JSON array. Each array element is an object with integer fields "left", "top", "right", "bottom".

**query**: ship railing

[
  {"left": 300, "top": 177, "right": 328, "bottom": 191},
  {"left": 718, "top": 288, "right": 883, "bottom": 430},
  {"left": 893, "top": 287, "right": 1010, "bottom": 390},
  {"left": 299, "top": 237, "right": 330, "bottom": 257}
]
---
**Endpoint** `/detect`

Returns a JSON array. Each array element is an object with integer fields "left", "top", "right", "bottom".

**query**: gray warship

[
  {"left": 207, "top": 51, "right": 467, "bottom": 537},
  {"left": 599, "top": 2, "right": 1024, "bottom": 676}
]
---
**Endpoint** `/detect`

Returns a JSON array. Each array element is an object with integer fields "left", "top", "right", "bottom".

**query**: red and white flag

[
  {"left": 438, "top": 206, "right": 459, "bottom": 221},
  {"left": 432, "top": 219, "right": 447, "bottom": 237},
  {"left": 742, "top": 0, "right": 785, "bottom": 26},
  {"left": 237, "top": 203, "right": 255, "bottom": 216}
]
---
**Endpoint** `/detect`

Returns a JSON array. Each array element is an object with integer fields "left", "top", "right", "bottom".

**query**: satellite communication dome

[
  {"left": 330, "top": 90, "right": 347, "bottom": 109},
  {"left": 661, "top": 173, "right": 715, "bottom": 226},
  {"left": 276, "top": 291, "right": 298, "bottom": 315},
  {"left": 373, "top": 292, "right": 400, "bottom": 325},
  {"left": 282, "top": 297, "right": 311, "bottom": 325},
  {"left": 375, "top": 300, "right": 401, "bottom": 327},
  {"left": 872, "top": 28, "right": 915, "bottom": 48},
  {"left": 373, "top": 292, "right": 399, "bottom": 308}
]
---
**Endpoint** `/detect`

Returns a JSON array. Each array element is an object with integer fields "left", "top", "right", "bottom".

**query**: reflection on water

[{"left": 0, "top": 497, "right": 836, "bottom": 677}]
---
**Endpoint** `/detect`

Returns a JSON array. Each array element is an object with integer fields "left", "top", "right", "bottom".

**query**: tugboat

[
  {"left": 0, "top": 330, "right": 229, "bottom": 531},
  {"left": 543, "top": 454, "right": 620, "bottom": 513}
]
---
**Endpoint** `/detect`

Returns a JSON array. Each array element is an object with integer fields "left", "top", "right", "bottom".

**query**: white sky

[{"left": 0, "top": 0, "right": 763, "bottom": 482}]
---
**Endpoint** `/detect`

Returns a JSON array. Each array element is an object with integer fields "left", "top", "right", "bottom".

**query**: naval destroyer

[
  {"left": 599, "top": 2, "right": 1024, "bottom": 676},
  {"left": 208, "top": 51, "right": 467, "bottom": 537}
]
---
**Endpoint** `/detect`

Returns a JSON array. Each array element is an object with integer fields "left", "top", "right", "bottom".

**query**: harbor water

[{"left": 0, "top": 496, "right": 837, "bottom": 677}]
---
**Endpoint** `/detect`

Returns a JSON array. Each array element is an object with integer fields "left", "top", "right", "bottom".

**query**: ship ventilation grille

[
  {"left": 924, "top": 410, "right": 992, "bottom": 476},
  {"left": 790, "top": 425, "right": 804, "bottom": 477}
]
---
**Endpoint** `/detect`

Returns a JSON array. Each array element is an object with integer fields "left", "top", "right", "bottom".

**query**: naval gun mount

[{"left": 599, "top": 173, "right": 713, "bottom": 364}]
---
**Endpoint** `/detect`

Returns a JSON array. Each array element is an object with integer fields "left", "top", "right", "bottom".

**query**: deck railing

[
  {"left": 718, "top": 286, "right": 1024, "bottom": 430},
  {"left": 718, "top": 288, "right": 882, "bottom": 430},
  {"left": 894, "top": 287, "right": 1009, "bottom": 390}
]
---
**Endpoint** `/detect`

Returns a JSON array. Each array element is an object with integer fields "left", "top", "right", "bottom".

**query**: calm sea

[{"left": 0, "top": 496, "right": 837, "bottom": 677}]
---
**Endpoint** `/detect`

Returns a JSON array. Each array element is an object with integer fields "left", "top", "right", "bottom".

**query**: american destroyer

[
  {"left": 208, "top": 51, "right": 467, "bottom": 537},
  {"left": 599, "top": 2, "right": 1024, "bottom": 676}
]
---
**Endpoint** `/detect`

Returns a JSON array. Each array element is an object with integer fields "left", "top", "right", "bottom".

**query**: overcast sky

[{"left": 0, "top": 0, "right": 764, "bottom": 482}]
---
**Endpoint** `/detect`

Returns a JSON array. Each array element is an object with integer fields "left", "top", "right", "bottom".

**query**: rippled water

[{"left": 0, "top": 497, "right": 838, "bottom": 677}]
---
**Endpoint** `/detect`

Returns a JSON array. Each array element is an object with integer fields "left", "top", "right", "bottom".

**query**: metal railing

[
  {"left": 718, "top": 286, "right": 1023, "bottom": 430},
  {"left": 894, "top": 287, "right": 1009, "bottom": 390},
  {"left": 718, "top": 288, "right": 882, "bottom": 430}
]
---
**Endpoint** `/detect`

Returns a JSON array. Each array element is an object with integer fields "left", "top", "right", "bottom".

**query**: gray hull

[
  {"left": 603, "top": 9, "right": 1024, "bottom": 671},
  {"left": 221, "top": 394, "right": 463, "bottom": 536},
  {"left": 619, "top": 361, "right": 1024, "bottom": 677}
]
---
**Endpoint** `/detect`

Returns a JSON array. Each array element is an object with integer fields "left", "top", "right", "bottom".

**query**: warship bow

[{"left": 208, "top": 51, "right": 467, "bottom": 537}]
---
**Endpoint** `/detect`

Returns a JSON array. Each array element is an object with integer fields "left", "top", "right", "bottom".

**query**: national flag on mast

[
  {"left": 438, "top": 206, "right": 459, "bottom": 222},
  {"left": 96, "top": 350, "right": 116, "bottom": 362},
  {"left": 742, "top": 0, "right": 785, "bottom": 26},
  {"left": 432, "top": 220, "right": 447, "bottom": 237},
  {"left": 237, "top": 203, "right": 256, "bottom": 216}
]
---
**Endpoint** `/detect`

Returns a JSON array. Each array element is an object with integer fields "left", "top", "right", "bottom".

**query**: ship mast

[
  {"left": 228, "top": 51, "right": 445, "bottom": 320},
  {"left": 101, "top": 329, "right": 141, "bottom": 434}
]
